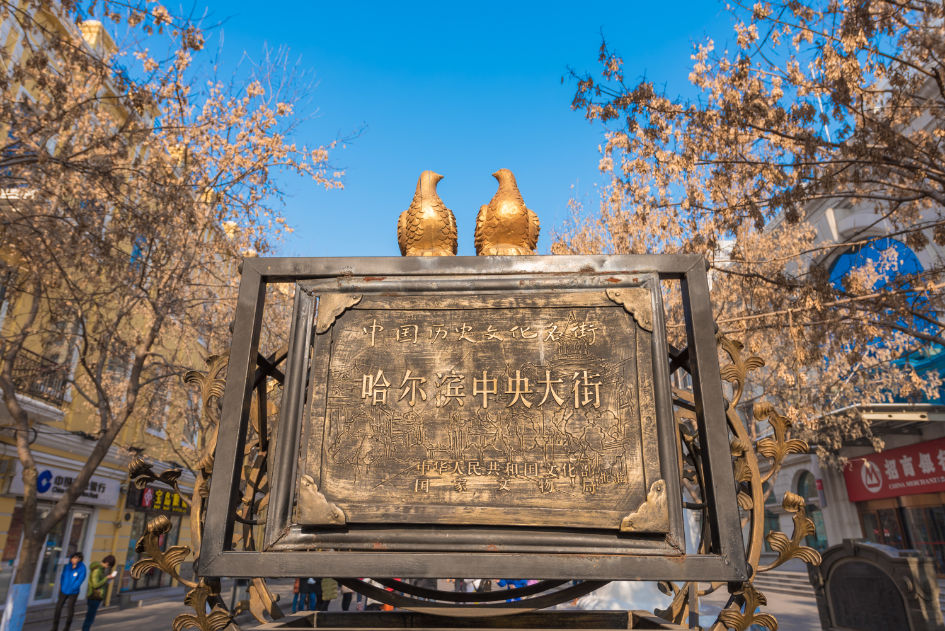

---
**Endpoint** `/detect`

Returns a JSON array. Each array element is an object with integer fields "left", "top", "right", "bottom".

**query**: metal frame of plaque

[{"left": 200, "top": 254, "right": 747, "bottom": 582}]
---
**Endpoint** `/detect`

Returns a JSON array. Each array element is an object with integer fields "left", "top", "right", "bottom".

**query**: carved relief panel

[{"left": 298, "top": 281, "right": 670, "bottom": 535}]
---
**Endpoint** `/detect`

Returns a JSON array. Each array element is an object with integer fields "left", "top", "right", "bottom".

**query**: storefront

[
  {"left": 119, "top": 484, "right": 188, "bottom": 592},
  {"left": 1, "top": 461, "right": 122, "bottom": 606},
  {"left": 844, "top": 435, "right": 945, "bottom": 574}
]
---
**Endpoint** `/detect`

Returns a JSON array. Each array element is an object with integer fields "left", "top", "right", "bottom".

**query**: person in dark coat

[
  {"left": 298, "top": 577, "right": 321, "bottom": 611},
  {"left": 51, "top": 552, "right": 87, "bottom": 631}
]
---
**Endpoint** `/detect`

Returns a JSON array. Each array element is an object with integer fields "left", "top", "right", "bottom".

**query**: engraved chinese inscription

[{"left": 300, "top": 289, "right": 665, "bottom": 531}]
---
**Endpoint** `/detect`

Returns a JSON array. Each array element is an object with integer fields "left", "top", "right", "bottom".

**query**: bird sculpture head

[
  {"left": 492, "top": 168, "right": 516, "bottom": 186},
  {"left": 418, "top": 170, "right": 444, "bottom": 193}
]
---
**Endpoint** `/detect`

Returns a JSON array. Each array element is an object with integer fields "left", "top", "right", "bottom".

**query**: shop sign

[
  {"left": 135, "top": 484, "right": 188, "bottom": 514},
  {"left": 8, "top": 462, "right": 121, "bottom": 507},
  {"left": 844, "top": 435, "right": 945, "bottom": 501}
]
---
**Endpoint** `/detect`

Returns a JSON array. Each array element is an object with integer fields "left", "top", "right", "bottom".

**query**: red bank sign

[{"left": 844, "top": 436, "right": 945, "bottom": 502}]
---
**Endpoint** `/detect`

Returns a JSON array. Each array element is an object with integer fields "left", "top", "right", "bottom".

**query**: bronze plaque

[
  {"left": 299, "top": 285, "right": 668, "bottom": 533},
  {"left": 203, "top": 255, "right": 748, "bottom": 582}
]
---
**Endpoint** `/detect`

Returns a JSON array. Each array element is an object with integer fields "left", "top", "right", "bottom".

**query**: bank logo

[
  {"left": 36, "top": 469, "right": 52, "bottom": 493},
  {"left": 861, "top": 460, "right": 883, "bottom": 493}
]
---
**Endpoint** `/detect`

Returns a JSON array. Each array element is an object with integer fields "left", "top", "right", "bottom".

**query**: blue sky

[{"left": 198, "top": 2, "right": 734, "bottom": 257}]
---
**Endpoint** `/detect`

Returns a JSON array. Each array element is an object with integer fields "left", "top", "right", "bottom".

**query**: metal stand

[{"left": 255, "top": 610, "right": 692, "bottom": 630}]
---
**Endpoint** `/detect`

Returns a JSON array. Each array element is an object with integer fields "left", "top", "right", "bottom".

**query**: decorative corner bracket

[
  {"left": 297, "top": 475, "right": 346, "bottom": 526},
  {"left": 315, "top": 293, "right": 362, "bottom": 334},
  {"left": 605, "top": 288, "right": 653, "bottom": 332},
  {"left": 620, "top": 479, "right": 669, "bottom": 533}
]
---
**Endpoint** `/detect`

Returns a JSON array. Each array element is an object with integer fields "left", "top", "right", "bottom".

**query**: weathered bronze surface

[
  {"left": 300, "top": 287, "right": 665, "bottom": 532},
  {"left": 475, "top": 169, "right": 540, "bottom": 255},
  {"left": 397, "top": 171, "right": 458, "bottom": 256}
]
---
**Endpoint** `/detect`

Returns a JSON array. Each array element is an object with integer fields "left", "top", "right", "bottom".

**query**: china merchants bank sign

[
  {"left": 8, "top": 462, "right": 121, "bottom": 507},
  {"left": 843, "top": 435, "right": 945, "bottom": 502}
]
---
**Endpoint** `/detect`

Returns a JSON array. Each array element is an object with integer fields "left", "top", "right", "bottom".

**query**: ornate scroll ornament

[
  {"left": 605, "top": 287, "right": 654, "bottom": 332},
  {"left": 129, "top": 348, "right": 287, "bottom": 631},
  {"left": 760, "top": 492, "right": 822, "bottom": 571},
  {"left": 173, "top": 586, "right": 231, "bottom": 631},
  {"left": 297, "top": 474, "right": 346, "bottom": 525},
  {"left": 656, "top": 334, "right": 823, "bottom": 631},
  {"left": 620, "top": 479, "right": 669, "bottom": 533},
  {"left": 717, "top": 584, "right": 778, "bottom": 631},
  {"left": 131, "top": 515, "right": 196, "bottom": 589},
  {"left": 128, "top": 456, "right": 187, "bottom": 498},
  {"left": 315, "top": 293, "right": 362, "bottom": 334}
]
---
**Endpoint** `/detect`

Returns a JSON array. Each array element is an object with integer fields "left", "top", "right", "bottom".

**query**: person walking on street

[
  {"left": 80, "top": 555, "right": 116, "bottom": 631},
  {"left": 51, "top": 552, "right": 86, "bottom": 631},
  {"left": 291, "top": 579, "right": 301, "bottom": 613},
  {"left": 339, "top": 582, "right": 354, "bottom": 611},
  {"left": 298, "top": 577, "right": 320, "bottom": 611},
  {"left": 318, "top": 578, "right": 337, "bottom": 611}
]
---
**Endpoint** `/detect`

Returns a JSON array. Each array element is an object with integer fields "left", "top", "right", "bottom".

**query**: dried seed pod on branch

[{"left": 560, "top": 1, "right": 945, "bottom": 457}]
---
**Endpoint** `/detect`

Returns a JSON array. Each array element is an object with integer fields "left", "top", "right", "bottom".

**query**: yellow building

[
  {"left": 0, "top": 422, "right": 195, "bottom": 609},
  {"left": 0, "top": 8, "right": 199, "bottom": 615}
]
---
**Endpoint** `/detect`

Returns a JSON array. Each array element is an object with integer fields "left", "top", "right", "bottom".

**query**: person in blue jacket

[{"left": 51, "top": 552, "right": 86, "bottom": 631}]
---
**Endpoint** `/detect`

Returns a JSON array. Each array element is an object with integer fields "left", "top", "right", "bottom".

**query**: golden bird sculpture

[
  {"left": 397, "top": 170, "right": 457, "bottom": 256},
  {"left": 474, "top": 168, "right": 540, "bottom": 255}
]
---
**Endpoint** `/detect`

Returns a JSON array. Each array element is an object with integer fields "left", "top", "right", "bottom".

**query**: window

[
  {"left": 0, "top": 98, "right": 37, "bottom": 188},
  {"left": 829, "top": 238, "right": 923, "bottom": 290},
  {"left": 183, "top": 389, "right": 201, "bottom": 448},
  {"left": 40, "top": 321, "right": 73, "bottom": 363},
  {"left": 145, "top": 380, "right": 169, "bottom": 437},
  {"left": 762, "top": 482, "right": 780, "bottom": 553},
  {"left": 106, "top": 352, "right": 129, "bottom": 376},
  {"left": 797, "top": 471, "right": 817, "bottom": 502}
]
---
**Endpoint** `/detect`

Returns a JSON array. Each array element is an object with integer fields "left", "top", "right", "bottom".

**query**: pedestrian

[
  {"left": 318, "top": 578, "right": 337, "bottom": 611},
  {"left": 81, "top": 555, "right": 116, "bottom": 631},
  {"left": 339, "top": 582, "right": 354, "bottom": 611},
  {"left": 51, "top": 552, "right": 86, "bottom": 631},
  {"left": 290, "top": 579, "right": 300, "bottom": 613},
  {"left": 298, "top": 577, "right": 320, "bottom": 611}
]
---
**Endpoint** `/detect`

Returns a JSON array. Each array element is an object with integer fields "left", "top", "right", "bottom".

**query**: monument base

[{"left": 253, "top": 610, "right": 691, "bottom": 630}]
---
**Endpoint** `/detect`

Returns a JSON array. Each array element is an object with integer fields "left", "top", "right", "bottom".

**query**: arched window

[
  {"left": 762, "top": 481, "right": 780, "bottom": 553},
  {"left": 829, "top": 237, "right": 923, "bottom": 289},
  {"left": 828, "top": 237, "right": 943, "bottom": 402},
  {"left": 797, "top": 471, "right": 817, "bottom": 502},
  {"left": 797, "top": 471, "right": 828, "bottom": 551},
  {"left": 828, "top": 237, "right": 933, "bottom": 340}
]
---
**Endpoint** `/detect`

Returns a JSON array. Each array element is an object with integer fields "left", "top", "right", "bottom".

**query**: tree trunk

[{"left": 0, "top": 533, "right": 42, "bottom": 631}]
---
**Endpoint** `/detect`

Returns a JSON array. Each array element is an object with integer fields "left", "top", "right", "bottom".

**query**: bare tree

[
  {"left": 0, "top": 2, "right": 340, "bottom": 626},
  {"left": 560, "top": 1, "right": 945, "bottom": 457}
]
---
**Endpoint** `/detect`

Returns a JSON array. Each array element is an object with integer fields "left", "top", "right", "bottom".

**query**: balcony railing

[{"left": 10, "top": 348, "right": 67, "bottom": 407}]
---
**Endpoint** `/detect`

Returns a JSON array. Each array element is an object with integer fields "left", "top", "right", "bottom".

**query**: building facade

[
  {"left": 760, "top": 195, "right": 945, "bottom": 572},
  {"left": 0, "top": 8, "right": 202, "bottom": 619},
  {"left": 0, "top": 423, "right": 195, "bottom": 609}
]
